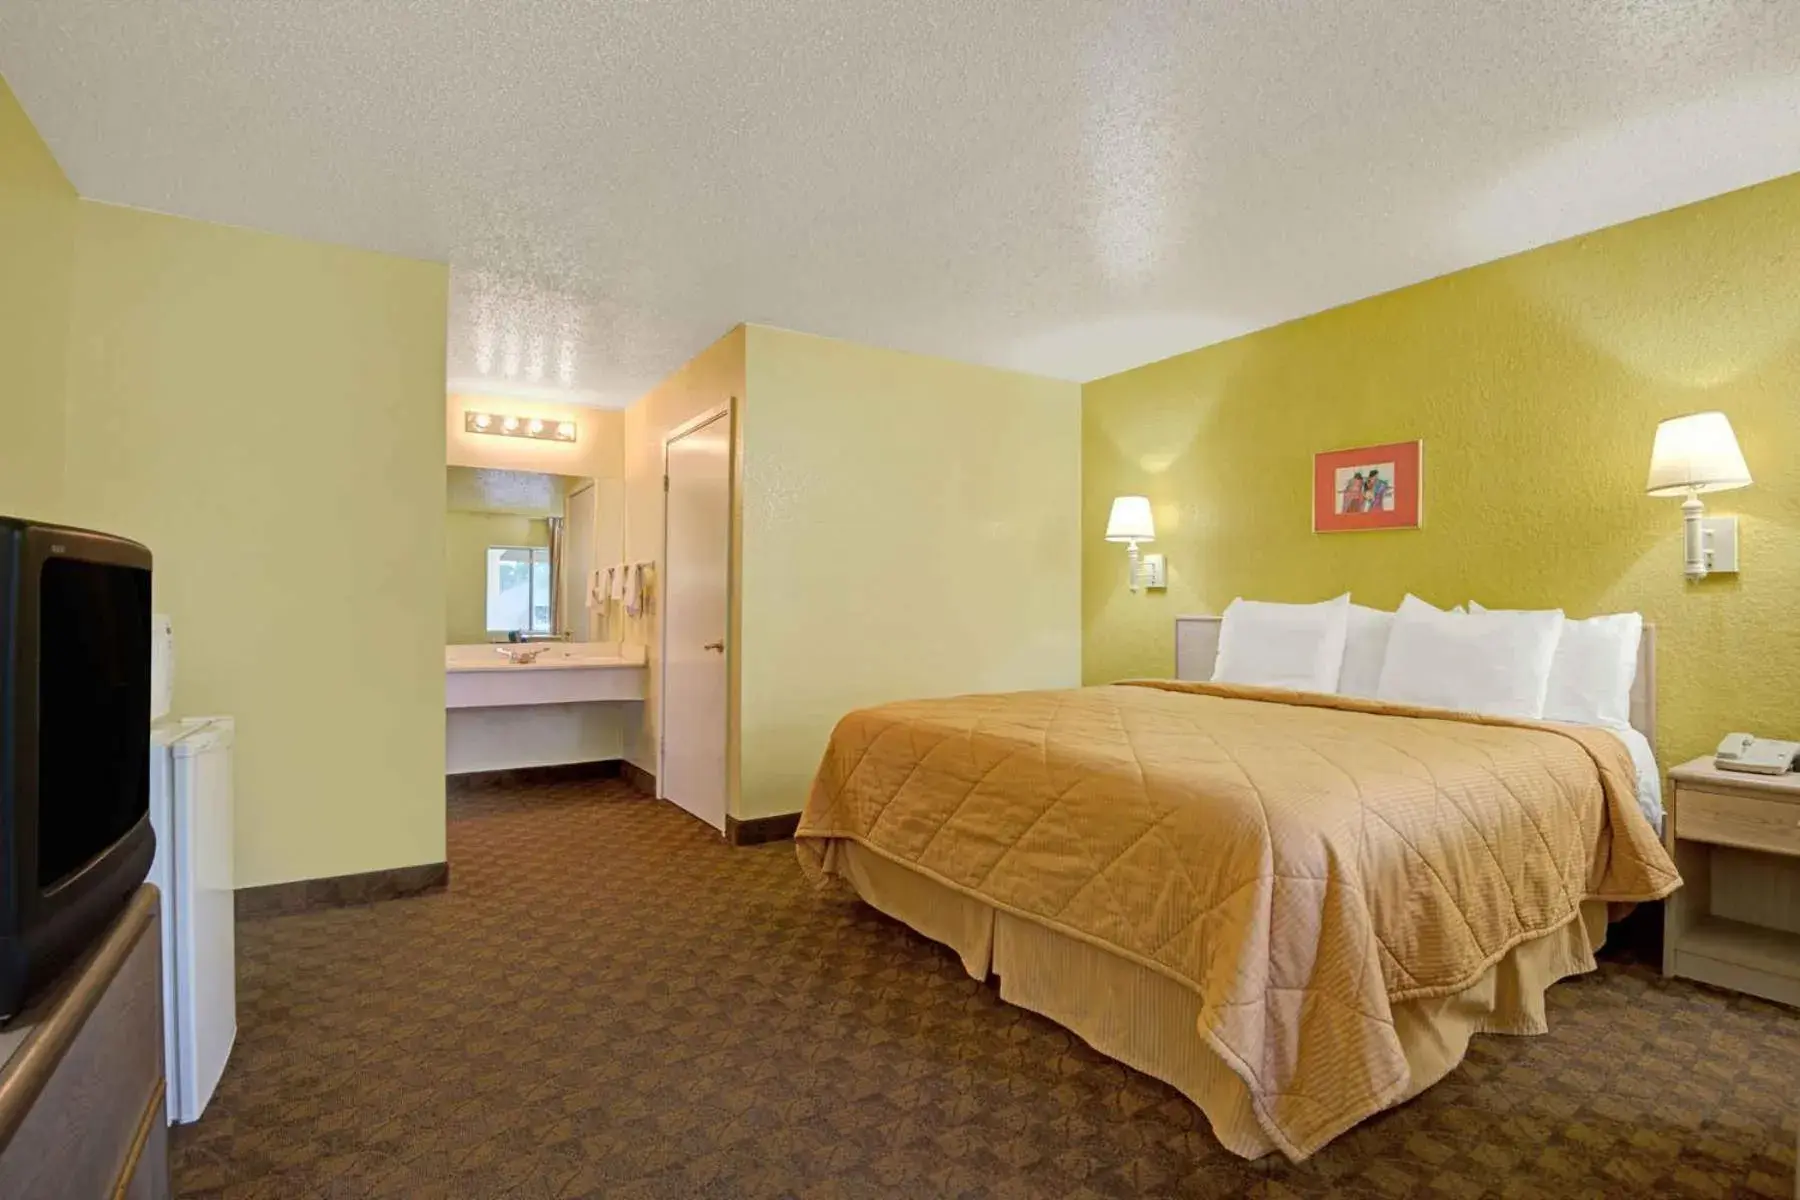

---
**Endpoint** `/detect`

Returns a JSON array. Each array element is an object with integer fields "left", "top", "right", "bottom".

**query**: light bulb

[
  {"left": 502, "top": 416, "right": 519, "bottom": 433},
  {"left": 528, "top": 419, "right": 544, "bottom": 435},
  {"left": 473, "top": 414, "right": 491, "bottom": 430},
  {"left": 557, "top": 422, "right": 576, "bottom": 440}
]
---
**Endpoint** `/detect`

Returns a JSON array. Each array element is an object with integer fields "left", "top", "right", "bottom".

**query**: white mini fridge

[{"left": 148, "top": 716, "right": 237, "bottom": 1124}]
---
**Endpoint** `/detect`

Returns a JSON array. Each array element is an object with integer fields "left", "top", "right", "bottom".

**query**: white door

[
  {"left": 660, "top": 408, "right": 731, "bottom": 832},
  {"left": 562, "top": 483, "right": 597, "bottom": 640}
]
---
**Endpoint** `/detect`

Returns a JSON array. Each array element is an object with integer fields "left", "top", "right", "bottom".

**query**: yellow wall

[
  {"left": 65, "top": 201, "right": 450, "bottom": 888},
  {"left": 1083, "top": 171, "right": 1800, "bottom": 769},
  {"left": 446, "top": 511, "right": 550, "bottom": 644},
  {"left": 737, "top": 327, "right": 1081, "bottom": 818},
  {"left": 0, "top": 74, "right": 76, "bottom": 520},
  {"left": 447, "top": 393, "right": 623, "bottom": 479},
  {"left": 620, "top": 326, "right": 747, "bottom": 772},
  {"left": 622, "top": 325, "right": 1079, "bottom": 817}
]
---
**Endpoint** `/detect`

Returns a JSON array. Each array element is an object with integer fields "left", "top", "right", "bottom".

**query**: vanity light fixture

[
  {"left": 465, "top": 412, "right": 577, "bottom": 443},
  {"left": 1104, "top": 495, "right": 1165, "bottom": 593},
  {"left": 1646, "top": 411, "right": 1751, "bottom": 581}
]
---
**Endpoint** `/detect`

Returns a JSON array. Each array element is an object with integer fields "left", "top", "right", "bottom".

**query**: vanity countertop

[
  {"left": 447, "top": 655, "right": 646, "bottom": 674},
  {"left": 445, "top": 644, "right": 647, "bottom": 674}
]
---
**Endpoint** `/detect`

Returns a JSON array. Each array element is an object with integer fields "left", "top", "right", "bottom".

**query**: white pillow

[
  {"left": 1337, "top": 603, "right": 1463, "bottom": 698},
  {"left": 1336, "top": 604, "right": 1394, "bottom": 698},
  {"left": 1470, "top": 602, "right": 1641, "bottom": 727},
  {"left": 1212, "top": 594, "right": 1352, "bottom": 693},
  {"left": 1375, "top": 595, "right": 1563, "bottom": 718}
]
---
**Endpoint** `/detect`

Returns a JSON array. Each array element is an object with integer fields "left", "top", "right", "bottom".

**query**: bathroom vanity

[{"left": 445, "top": 642, "right": 647, "bottom": 775}]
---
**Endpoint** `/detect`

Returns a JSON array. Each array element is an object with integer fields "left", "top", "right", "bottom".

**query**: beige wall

[
  {"left": 447, "top": 393, "right": 624, "bottom": 479},
  {"left": 734, "top": 327, "right": 1081, "bottom": 818},
  {"left": 619, "top": 325, "right": 1080, "bottom": 818},
  {"left": 0, "top": 74, "right": 76, "bottom": 519},
  {"left": 620, "top": 327, "right": 747, "bottom": 771},
  {"left": 446, "top": 511, "right": 550, "bottom": 644},
  {"left": 65, "top": 201, "right": 450, "bottom": 888}
]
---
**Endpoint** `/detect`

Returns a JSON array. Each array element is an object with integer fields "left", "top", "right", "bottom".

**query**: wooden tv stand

[{"left": 0, "top": 885, "right": 170, "bottom": 1198}]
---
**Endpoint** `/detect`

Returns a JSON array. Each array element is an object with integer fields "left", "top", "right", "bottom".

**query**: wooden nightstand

[{"left": 1663, "top": 757, "right": 1800, "bottom": 1007}]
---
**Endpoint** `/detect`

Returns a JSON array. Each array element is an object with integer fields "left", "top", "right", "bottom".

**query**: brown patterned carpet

[{"left": 172, "top": 778, "right": 1800, "bottom": 1199}]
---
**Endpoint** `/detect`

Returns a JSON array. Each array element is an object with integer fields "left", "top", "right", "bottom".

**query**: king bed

[{"left": 794, "top": 613, "right": 1681, "bottom": 1161}]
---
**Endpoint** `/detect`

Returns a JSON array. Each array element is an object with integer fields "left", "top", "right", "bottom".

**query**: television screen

[
  {"left": 37, "top": 557, "right": 152, "bottom": 890},
  {"left": 0, "top": 517, "right": 156, "bottom": 1018}
]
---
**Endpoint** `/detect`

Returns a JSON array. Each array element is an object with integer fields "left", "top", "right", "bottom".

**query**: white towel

[
  {"left": 622, "top": 563, "right": 643, "bottom": 618},
  {"left": 588, "top": 567, "right": 617, "bottom": 639},
  {"left": 609, "top": 563, "right": 628, "bottom": 602}
]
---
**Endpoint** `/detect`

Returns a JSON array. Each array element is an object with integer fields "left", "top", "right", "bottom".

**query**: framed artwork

[{"left": 1313, "top": 440, "right": 1422, "bottom": 533}]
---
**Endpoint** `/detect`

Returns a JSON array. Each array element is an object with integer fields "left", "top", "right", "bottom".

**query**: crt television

[{"left": 0, "top": 518, "right": 156, "bottom": 1018}]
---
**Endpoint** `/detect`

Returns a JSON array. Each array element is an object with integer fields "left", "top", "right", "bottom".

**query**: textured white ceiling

[{"left": 6, "top": 1, "right": 1800, "bottom": 408}]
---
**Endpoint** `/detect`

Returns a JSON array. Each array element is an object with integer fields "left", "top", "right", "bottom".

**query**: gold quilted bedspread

[{"left": 794, "top": 681, "right": 1681, "bottom": 1159}]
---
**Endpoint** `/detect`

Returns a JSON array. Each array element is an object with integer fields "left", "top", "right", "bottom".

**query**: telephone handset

[{"left": 1714, "top": 732, "right": 1800, "bottom": 776}]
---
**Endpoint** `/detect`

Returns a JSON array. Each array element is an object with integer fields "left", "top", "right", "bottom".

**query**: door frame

[
  {"left": 561, "top": 479, "right": 596, "bottom": 641},
  {"left": 655, "top": 400, "right": 735, "bottom": 825}
]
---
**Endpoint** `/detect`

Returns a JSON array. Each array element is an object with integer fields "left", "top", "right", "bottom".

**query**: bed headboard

[{"left": 1172, "top": 614, "right": 1657, "bottom": 755}]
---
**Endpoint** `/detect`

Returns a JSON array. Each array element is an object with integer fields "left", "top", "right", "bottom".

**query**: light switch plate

[
  {"left": 1703, "top": 516, "right": 1739, "bottom": 573},
  {"left": 1139, "top": 554, "right": 1167, "bottom": 590}
]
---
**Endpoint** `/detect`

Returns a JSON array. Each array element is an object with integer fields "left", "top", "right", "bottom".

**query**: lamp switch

[
  {"left": 1702, "top": 516, "right": 1739, "bottom": 573},
  {"left": 1139, "top": 554, "right": 1167, "bottom": 590}
]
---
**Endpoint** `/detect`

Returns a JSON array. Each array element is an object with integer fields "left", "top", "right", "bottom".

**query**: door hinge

[{"left": 663, "top": 474, "right": 670, "bottom": 492}]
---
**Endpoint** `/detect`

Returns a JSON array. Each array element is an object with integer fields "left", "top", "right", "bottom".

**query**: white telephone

[{"left": 1714, "top": 732, "right": 1800, "bottom": 776}]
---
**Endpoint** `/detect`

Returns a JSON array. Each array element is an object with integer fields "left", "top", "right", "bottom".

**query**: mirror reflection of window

[{"left": 486, "top": 546, "right": 553, "bottom": 635}]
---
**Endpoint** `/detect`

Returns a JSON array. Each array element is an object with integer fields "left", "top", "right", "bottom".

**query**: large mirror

[{"left": 446, "top": 467, "right": 593, "bottom": 645}]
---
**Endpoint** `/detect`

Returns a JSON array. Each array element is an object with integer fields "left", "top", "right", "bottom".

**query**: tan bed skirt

[{"left": 818, "top": 839, "right": 1609, "bottom": 1160}]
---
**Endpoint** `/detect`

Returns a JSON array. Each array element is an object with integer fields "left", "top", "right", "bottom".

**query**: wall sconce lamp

[
  {"left": 465, "top": 411, "right": 577, "bottom": 443},
  {"left": 1105, "top": 495, "right": 1165, "bottom": 593},
  {"left": 1646, "top": 411, "right": 1751, "bottom": 581}
]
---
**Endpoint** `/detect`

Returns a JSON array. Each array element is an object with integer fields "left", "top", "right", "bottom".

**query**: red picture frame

[{"left": 1313, "top": 440, "right": 1422, "bottom": 533}]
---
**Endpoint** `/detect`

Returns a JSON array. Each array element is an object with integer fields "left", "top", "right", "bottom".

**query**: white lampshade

[
  {"left": 1646, "top": 411, "right": 1752, "bottom": 496},
  {"left": 1105, "top": 495, "right": 1155, "bottom": 542}
]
